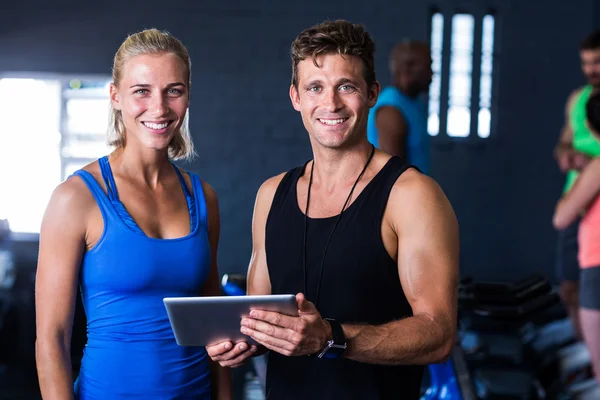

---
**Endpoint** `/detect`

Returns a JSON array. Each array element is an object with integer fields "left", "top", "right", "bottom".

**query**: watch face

[{"left": 322, "top": 345, "right": 346, "bottom": 359}]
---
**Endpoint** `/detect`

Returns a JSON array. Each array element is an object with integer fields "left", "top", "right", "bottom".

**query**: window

[
  {"left": 428, "top": 13, "right": 444, "bottom": 136},
  {"left": 0, "top": 76, "right": 111, "bottom": 233},
  {"left": 478, "top": 15, "right": 495, "bottom": 138},
  {"left": 447, "top": 14, "right": 474, "bottom": 137},
  {"left": 62, "top": 79, "right": 112, "bottom": 178},
  {"left": 428, "top": 12, "right": 496, "bottom": 138}
]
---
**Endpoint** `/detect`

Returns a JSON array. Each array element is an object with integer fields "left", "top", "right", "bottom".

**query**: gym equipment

[
  {"left": 458, "top": 273, "right": 562, "bottom": 399},
  {"left": 458, "top": 273, "right": 600, "bottom": 399}
]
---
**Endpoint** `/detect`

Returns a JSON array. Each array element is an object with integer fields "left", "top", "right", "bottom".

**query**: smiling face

[
  {"left": 290, "top": 53, "right": 380, "bottom": 150},
  {"left": 110, "top": 52, "right": 189, "bottom": 153}
]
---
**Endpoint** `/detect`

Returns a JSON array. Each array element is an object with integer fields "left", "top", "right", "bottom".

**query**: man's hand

[
  {"left": 572, "top": 152, "right": 592, "bottom": 171},
  {"left": 206, "top": 341, "right": 258, "bottom": 368},
  {"left": 555, "top": 145, "right": 591, "bottom": 172},
  {"left": 556, "top": 145, "right": 575, "bottom": 173},
  {"left": 240, "top": 293, "right": 332, "bottom": 357}
]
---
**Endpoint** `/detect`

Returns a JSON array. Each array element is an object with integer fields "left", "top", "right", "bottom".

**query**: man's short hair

[
  {"left": 581, "top": 30, "right": 600, "bottom": 51},
  {"left": 290, "top": 20, "right": 377, "bottom": 88}
]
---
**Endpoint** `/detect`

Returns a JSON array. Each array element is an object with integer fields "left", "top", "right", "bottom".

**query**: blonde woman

[{"left": 35, "top": 29, "right": 230, "bottom": 399}]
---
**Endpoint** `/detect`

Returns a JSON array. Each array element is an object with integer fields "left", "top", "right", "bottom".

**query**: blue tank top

[
  {"left": 367, "top": 86, "right": 430, "bottom": 174},
  {"left": 71, "top": 156, "right": 212, "bottom": 399}
]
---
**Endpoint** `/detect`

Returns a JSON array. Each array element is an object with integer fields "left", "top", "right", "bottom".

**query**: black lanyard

[{"left": 302, "top": 145, "right": 376, "bottom": 308}]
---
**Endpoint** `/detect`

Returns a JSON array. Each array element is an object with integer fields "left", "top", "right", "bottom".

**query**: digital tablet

[{"left": 163, "top": 294, "right": 298, "bottom": 347}]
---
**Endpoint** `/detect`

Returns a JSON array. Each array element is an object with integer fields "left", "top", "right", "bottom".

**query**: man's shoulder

[
  {"left": 259, "top": 172, "right": 289, "bottom": 195},
  {"left": 568, "top": 85, "right": 589, "bottom": 106},
  {"left": 390, "top": 169, "right": 445, "bottom": 206},
  {"left": 377, "top": 86, "right": 402, "bottom": 104},
  {"left": 375, "top": 86, "right": 417, "bottom": 116},
  {"left": 385, "top": 170, "right": 456, "bottom": 233},
  {"left": 255, "top": 166, "right": 303, "bottom": 208}
]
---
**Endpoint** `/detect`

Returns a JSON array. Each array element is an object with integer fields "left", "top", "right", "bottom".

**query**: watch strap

[
  {"left": 325, "top": 318, "right": 345, "bottom": 345},
  {"left": 315, "top": 318, "right": 347, "bottom": 359}
]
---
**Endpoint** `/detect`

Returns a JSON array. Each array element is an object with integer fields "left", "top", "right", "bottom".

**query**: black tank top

[{"left": 264, "top": 156, "right": 424, "bottom": 400}]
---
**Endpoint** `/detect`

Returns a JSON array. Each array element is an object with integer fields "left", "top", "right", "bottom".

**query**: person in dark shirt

[{"left": 208, "top": 19, "right": 459, "bottom": 400}]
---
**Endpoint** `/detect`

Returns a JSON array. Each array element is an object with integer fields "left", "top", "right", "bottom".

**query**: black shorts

[
  {"left": 580, "top": 266, "right": 600, "bottom": 309},
  {"left": 556, "top": 218, "right": 581, "bottom": 282}
]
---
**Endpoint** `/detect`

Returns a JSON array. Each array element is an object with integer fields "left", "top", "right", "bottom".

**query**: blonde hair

[{"left": 108, "top": 28, "right": 195, "bottom": 161}]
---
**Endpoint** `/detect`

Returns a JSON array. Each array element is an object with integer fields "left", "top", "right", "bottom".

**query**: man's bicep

[
  {"left": 375, "top": 106, "right": 407, "bottom": 157},
  {"left": 246, "top": 175, "right": 284, "bottom": 296},
  {"left": 247, "top": 210, "right": 272, "bottom": 296},
  {"left": 395, "top": 176, "right": 459, "bottom": 319}
]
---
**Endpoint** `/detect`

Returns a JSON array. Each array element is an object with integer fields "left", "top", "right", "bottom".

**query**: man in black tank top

[{"left": 207, "top": 20, "right": 460, "bottom": 400}]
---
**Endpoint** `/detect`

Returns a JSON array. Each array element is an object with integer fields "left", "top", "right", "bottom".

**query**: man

[
  {"left": 553, "top": 30, "right": 600, "bottom": 340},
  {"left": 367, "top": 40, "right": 433, "bottom": 174},
  {"left": 208, "top": 20, "right": 458, "bottom": 399}
]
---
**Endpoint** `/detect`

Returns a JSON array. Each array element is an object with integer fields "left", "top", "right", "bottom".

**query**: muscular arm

[
  {"left": 342, "top": 171, "right": 459, "bottom": 365},
  {"left": 200, "top": 181, "right": 232, "bottom": 400},
  {"left": 375, "top": 106, "right": 408, "bottom": 158},
  {"left": 247, "top": 174, "right": 284, "bottom": 297},
  {"left": 553, "top": 158, "right": 600, "bottom": 229},
  {"left": 35, "top": 179, "right": 90, "bottom": 400}
]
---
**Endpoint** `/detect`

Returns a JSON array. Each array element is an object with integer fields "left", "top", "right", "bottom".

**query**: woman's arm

[
  {"left": 35, "top": 178, "right": 90, "bottom": 400},
  {"left": 554, "top": 157, "right": 600, "bottom": 229}
]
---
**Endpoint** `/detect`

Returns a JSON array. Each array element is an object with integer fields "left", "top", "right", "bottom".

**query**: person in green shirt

[{"left": 554, "top": 30, "right": 600, "bottom": 340}]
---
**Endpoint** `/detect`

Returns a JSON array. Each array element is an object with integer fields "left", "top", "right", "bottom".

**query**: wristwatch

[{"left": 317, "top": 318, "right": 347, "bottom": 359}]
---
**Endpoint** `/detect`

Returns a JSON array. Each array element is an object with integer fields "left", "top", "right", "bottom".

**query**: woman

[
  {"left": 554, "top": 90, "right": 600, "bottom": 383},
  {"left": 35, "top": 29, "right": 231, "bottom": 399}
]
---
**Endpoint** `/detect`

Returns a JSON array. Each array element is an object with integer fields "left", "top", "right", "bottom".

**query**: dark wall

[
  {"left": 1, "top": 0, "right": 597, "bottom": 293},
  {"left": 430, "top": 0, "right": 596, "bottom": 281}
]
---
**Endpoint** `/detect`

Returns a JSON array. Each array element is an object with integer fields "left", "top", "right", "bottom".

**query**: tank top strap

[
  {"left": 70, "top": 170, "right": 116, "bottom": 224},
  {"left": 97, "top": 156, "right": 146, "bottom": 235},
  {"left": 189, "top": 173, "right": 208, "bottom": 231},
  {"left": 172, "top": 163, "right": 193, "bottom": 199},
  {"left": 172, "top": 163, "right": 197, "bottom": 232},
  {"left": 98, "top": 156, "right": 119, "bottom": 201},
  {"left": 366, "top": 156, "right": 415, "bottom": 224},
  {"left": 269, "top": 163, "right": 307, "bottom": 215}
]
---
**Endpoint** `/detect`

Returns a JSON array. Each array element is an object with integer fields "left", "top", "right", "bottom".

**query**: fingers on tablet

[{"left": 207, "top": 341, "right": 231, "bottom": 357}]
